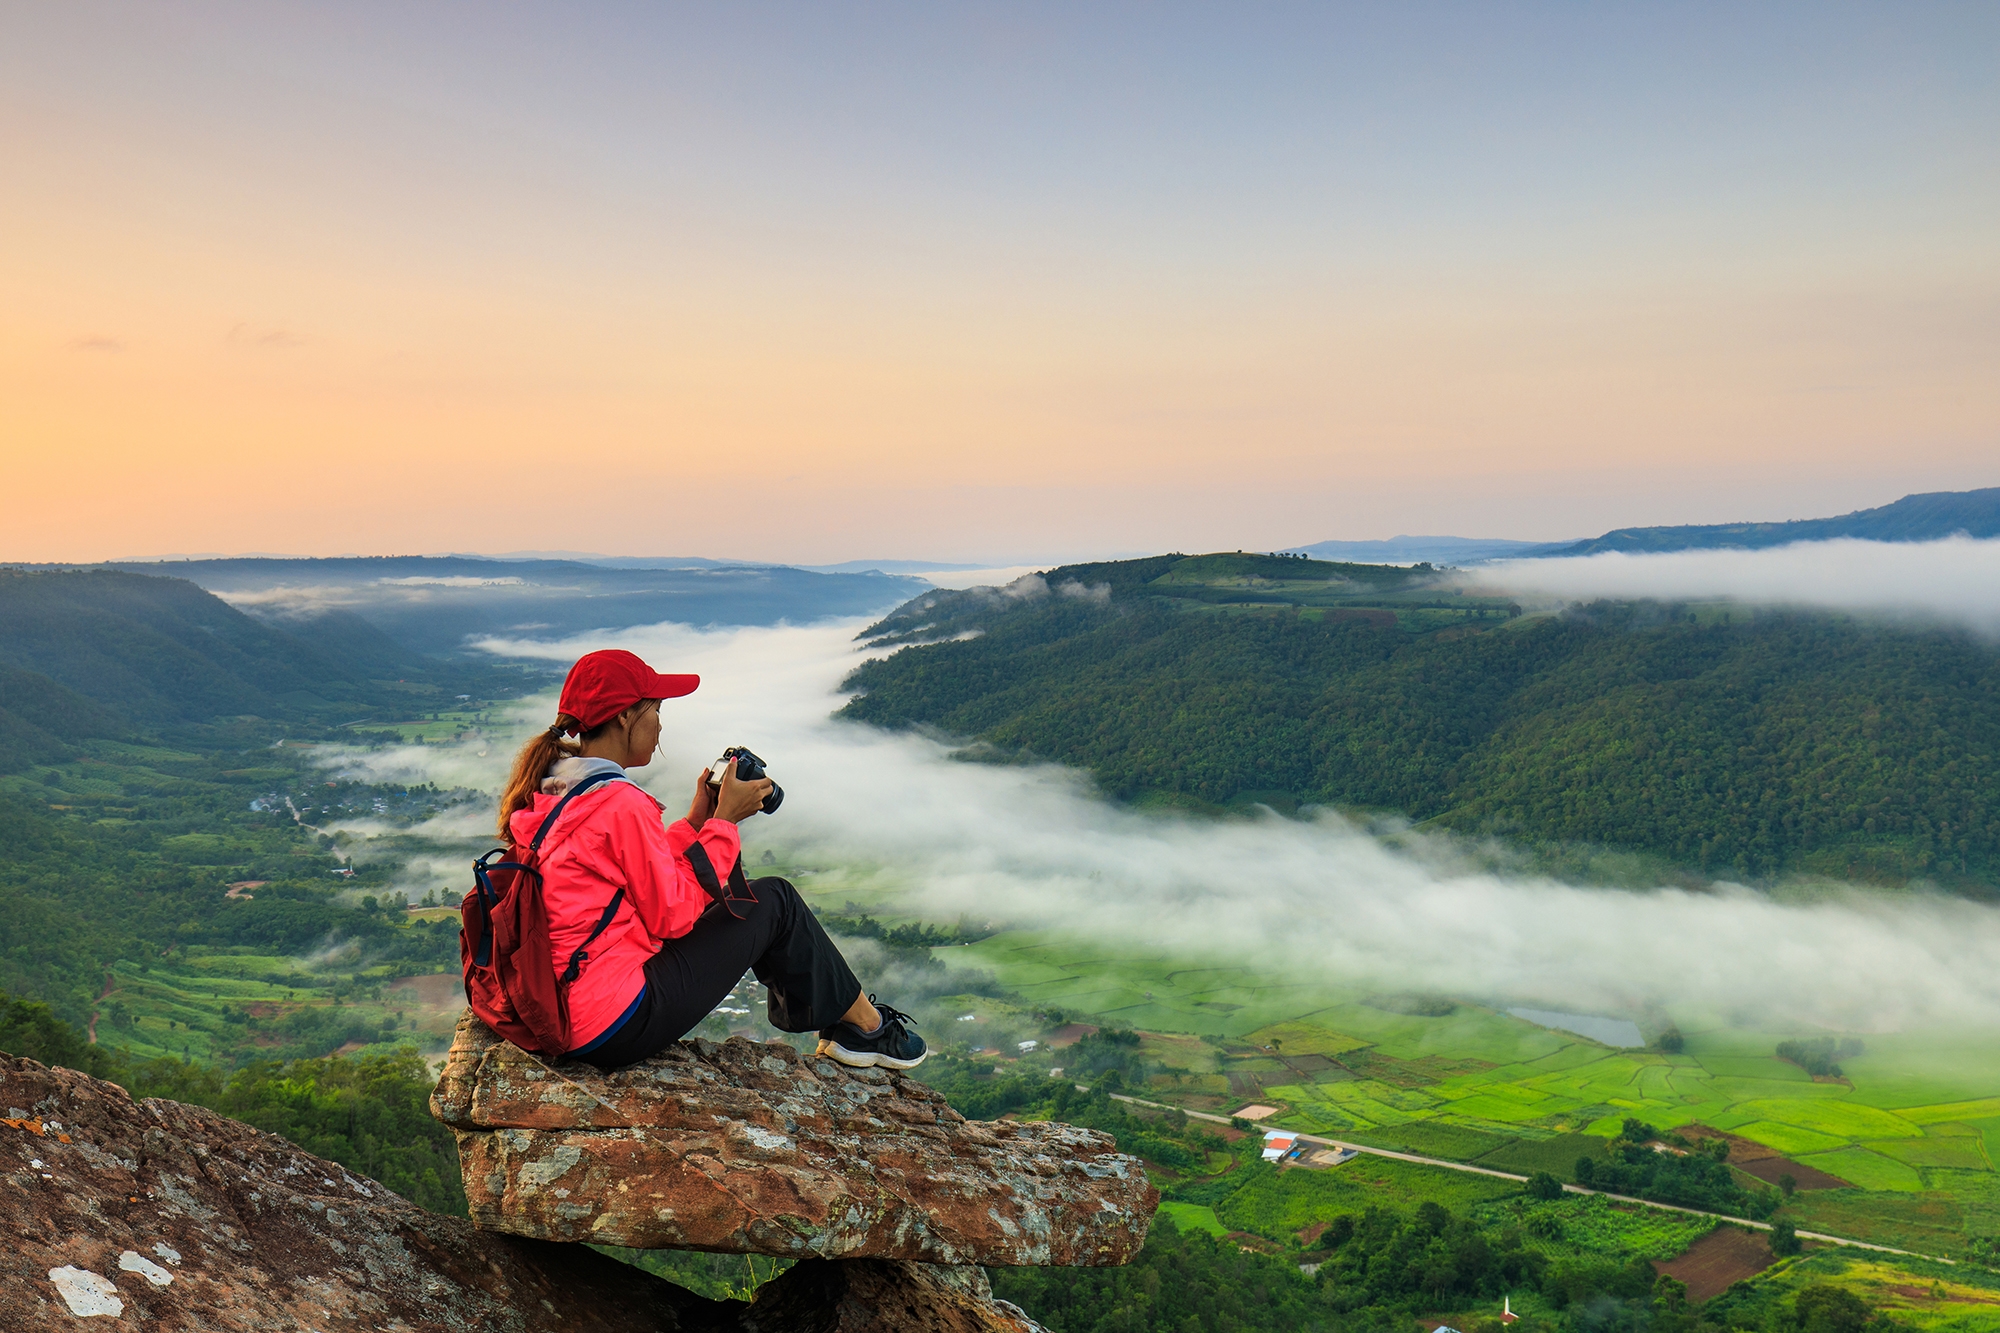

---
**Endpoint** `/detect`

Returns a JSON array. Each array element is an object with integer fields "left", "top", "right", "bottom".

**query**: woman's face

[{"left": 622, "top": 700, "right": 663, "bottom": 768}]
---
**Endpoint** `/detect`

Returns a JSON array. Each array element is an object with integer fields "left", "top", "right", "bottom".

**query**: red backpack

[{"left": 460, "top": 771, "right": 626, "bottom": 1057}]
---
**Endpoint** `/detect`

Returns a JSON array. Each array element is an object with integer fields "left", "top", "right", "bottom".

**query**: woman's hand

[
  {"left": 686, "top": 768, "right": 718, "bottom": 829},
  {"left": 712, "top": 764, "right": 775, "bottom": 824}
]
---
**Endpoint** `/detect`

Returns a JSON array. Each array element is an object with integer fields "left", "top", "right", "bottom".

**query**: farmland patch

[
  {"left": 1242, "top": 1020, "right": 1369, "bottom": 1057},
  {"left": 1731, "top": 1098, "right": 1923, "bottom": 1142},
  {"left": 1157, "top": 1202, "right": 1228, "bottom": 1237},
  {"left": 1794, "top": 1148, "right": 1925, "bottom": 1193},
  {"left": 1652, "top": 1225, "right": 1776, "bottom": 1303},
  {"left": 1731, "top": 1119, "right": 1852, "bottom": 1158},
  {"left": 1869, "top": 1135, "right": 1992, "bottom": 1172},
  {"left": 1473, "top": 1193, "right": 1711, "bottom": 1263}
]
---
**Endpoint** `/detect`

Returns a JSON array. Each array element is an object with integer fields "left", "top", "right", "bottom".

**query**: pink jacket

[{"left": 506, "top": 780, "right": 742, "bottom": 1050}]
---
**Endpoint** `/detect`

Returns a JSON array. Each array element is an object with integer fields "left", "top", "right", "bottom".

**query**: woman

[{"left": 497, "top": 648, "right": 925, "bottom": 1071}]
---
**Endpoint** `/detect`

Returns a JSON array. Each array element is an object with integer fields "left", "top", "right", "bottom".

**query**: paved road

[{"left": 1107, "top": 1091, "right": 1956, "bottom": 1266}]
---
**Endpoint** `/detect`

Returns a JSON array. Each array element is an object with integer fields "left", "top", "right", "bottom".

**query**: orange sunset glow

[{"left": 4, "top": 4, "right": 1995, "bottom": 563}]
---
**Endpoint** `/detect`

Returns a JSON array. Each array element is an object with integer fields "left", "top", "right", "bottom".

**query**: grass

[
  {"left": 1794, "top": 1149, "right": 1926, "bottom": 1193},
  {"left": 1474, "top": 1133, "right": 1616, "bottom": 1180},
  {"left": 88, "top": 945, "right": 461, "bottom": 1068},
  {"left": 1742, "top": 1251, "right": 2000, "bottom": 1332},
  {"left": 1242, "top": 1020, "right": 1369, "bottom": 1057},
  {"left": 1157, "top": 1202, "right": 1228, "bottom": 1237},
  {"left": 1871, "top": 1136, "right": 1994, "bottom": 1172},
  {"left": 1188, "top": 1151, "right": 1524, "bottom": 1238},
  {"left": 1733, "top": 1120, "right": 1855, "bottom": 1157},
  {"left": 1728, "top": 1098, "right": 1925, "bottom": 1141},
  {"left": 1471, "top": 1193, "right": 1715, "bottom": 1263},
  {"left": 820, "top": 891, "right": 2000, "bottom": 1259}
]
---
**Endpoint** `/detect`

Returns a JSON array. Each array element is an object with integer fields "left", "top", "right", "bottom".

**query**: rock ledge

[{"left": 432, "top": 1011, "right": 1157, "bottom": 1265}]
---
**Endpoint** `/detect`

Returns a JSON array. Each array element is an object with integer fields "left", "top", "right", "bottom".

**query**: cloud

[
  {"left": 1055, "top": 578, "right": 1111, "bottom": 603},
  {"left": 374, "top": 576, "right": 527, "bottom": 588},
  {"left": 318, "top": 616, "right": 2000, "bottom": 1035},
  {"left": 227, "top": 323, "right": 305, "bottom": 349},
  {"left": 214, "top": 575, "right": 549, "bottom": 617},
  {"left": 70, "top": 335, "right": 124, "bottom": 352},
  {"left": 1459, "top": 537, "right": 2000, "bottom": 635},
  {"left": 214, "top": 584, "right": 368, "bottom": 615}
]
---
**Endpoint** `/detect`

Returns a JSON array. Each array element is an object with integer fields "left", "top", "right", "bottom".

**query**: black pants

[{"left": 574, "top": 876, "right": 861, "bottom": 1070}]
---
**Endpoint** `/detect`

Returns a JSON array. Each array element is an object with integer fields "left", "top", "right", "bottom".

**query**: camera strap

[{"left": 684, "top": 841, "right": 756, "bottom": 920}]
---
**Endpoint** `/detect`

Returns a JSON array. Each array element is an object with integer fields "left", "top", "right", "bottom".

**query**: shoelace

[{"left": 867, "top": 995, "right": 919, "bottom": 1040}]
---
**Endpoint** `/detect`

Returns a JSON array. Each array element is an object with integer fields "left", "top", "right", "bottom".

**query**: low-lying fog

[
  {"left": 325, "top": 606, "right": 2000, "bottom": 1036},
  {"left": 1460, "top": 535, "right": 2000, "bottom": 635}
]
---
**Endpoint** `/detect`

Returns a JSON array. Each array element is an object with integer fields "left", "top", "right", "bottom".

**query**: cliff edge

[
  {"left": 1, "top": 1048, "right": 1061, "bottom": 1330},
  {"left": 0, "top": 1051, "right": 715, "bottom": 1331},
  {"left": 430, "top": 1010, "right": 1157, "bottom": 1266}
]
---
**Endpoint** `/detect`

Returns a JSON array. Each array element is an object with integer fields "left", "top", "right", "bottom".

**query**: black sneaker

[{"left": 817, "top": 997, "right": 927, "bottom": 1070}]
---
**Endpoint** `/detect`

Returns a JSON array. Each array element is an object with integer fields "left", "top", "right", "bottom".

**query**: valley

[{"left": 8, "top": 553, "right": 2000, "bottom": 1329}]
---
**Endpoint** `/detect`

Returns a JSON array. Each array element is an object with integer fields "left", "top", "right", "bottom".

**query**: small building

[{"left": 1261, "top": 1130, "right": 1298, "bottom": 1162}]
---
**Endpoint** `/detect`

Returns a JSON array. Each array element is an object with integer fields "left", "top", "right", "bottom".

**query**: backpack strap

[
  {"left": 684, "top": 841, "right": 755, "bottom": 920},
  {"left": 534, "top": 769, "right": 632, "bottom": 986},
  {"left": 530, "top": 769, "right": 625, "bottom": 850},
  {"left": 559, "top": 886, "right": 626, "bottom": 984}
]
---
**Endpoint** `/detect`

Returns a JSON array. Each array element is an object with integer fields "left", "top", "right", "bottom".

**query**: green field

[
  {"left": 85, "top": 948, "right": 465, "bottom": 1067},
  {"left": 1156, "top": 1201, "right": 1228, "bottom": 1237},
  {"left": 841, "top": 902, "right": 2000, "bottom": 1259}
]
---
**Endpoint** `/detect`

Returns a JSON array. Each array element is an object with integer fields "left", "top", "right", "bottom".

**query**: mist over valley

[{"left": 8, "top": 510, "right": 2000, "bottom": 1313}]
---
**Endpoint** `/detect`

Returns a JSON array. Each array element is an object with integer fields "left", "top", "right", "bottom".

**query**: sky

[{"left": 4, "top": 2, "right": 1996, "bottom": 564}]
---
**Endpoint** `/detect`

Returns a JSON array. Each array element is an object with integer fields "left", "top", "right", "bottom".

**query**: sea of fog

[
  {"left": 320, "top": 601, "right": 2000, "bottom": 1038},
  {"left": 1459, "top": 534, "right": 2000, "bottom": 637}
]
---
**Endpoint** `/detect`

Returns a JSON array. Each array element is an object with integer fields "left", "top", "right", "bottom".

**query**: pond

[{"left": 1506, "top": 1007, "right": 1645, "bottom": 1048}]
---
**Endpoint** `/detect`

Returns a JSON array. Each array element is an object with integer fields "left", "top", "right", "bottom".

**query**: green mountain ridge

[
  {"left": 841, "top": 553, "right": 2000, "bottom": 886},
  {"left": 0, "top": 568, "right": 526, "bottom": 737},
  {"left": 1536, "top": 486, "right": 2000, "bottom": 558}
]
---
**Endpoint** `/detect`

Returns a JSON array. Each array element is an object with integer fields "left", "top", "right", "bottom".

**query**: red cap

[{"left": 556, "top": 649, "right": 699, "bottom": 732}]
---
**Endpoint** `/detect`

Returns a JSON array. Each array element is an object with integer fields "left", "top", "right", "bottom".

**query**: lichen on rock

[
  {"left": 0, "top": 1052, "right": 724, "bottom": 1331},
  {"left": 432, "top": 1010, "right": 1157, "bottom": 1266}
]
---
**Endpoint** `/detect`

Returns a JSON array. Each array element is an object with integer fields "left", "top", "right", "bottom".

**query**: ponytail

[
  {"left": 497, "top": 717, "right": 582, "bottom": 838},
  {"left": 497, "top": 700, "right": 660, "bottom": 839}
]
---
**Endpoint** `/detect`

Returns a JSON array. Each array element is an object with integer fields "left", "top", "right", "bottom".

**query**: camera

[{"left": 706, "top": 745, "right": 784, "bottom": 815}]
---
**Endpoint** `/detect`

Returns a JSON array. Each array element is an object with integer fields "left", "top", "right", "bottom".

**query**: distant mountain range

[
  {"left": 71, "top": 556, "right": 926, "bottom": 655},
  {"left": 1294, "top": 486, "right": 2000, "bottom": 565},
  {"left": 1531, "top": 486, "right": 2000, "bottom": 557}
]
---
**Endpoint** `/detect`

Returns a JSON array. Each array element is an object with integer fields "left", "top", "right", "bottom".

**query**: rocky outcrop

[
  {"left": 0, "top": 1052, "right": 716, "bottom": 1331},
  {"left": 432, "top": 1011, "right": 1157, "bottom": 1266},
  {"left": 0, "top": 1051, "right": 1053, "bottom": 1331}
]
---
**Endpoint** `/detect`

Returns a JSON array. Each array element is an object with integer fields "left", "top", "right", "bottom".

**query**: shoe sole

[{"left": 824, "top": 1039, "right": 927, "bottom": 1071}]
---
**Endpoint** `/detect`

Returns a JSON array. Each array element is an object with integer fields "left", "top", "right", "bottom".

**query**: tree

[
  {"left": 1779, "top": 1173, "right": 1797, "bottom": 1198},
  {"left": 1771, "top": 1218, "right": 1802, "bottom": 1256},
  {"left": 1575, "top": 1156, "right": 1597, "bottom": 1185},
  {"left": 1791, "top": 1283, "right": 1871, "bottom": 1333},
  {"left": 1527, "top": 1171, "right": 1565, "bottom": 1201}
]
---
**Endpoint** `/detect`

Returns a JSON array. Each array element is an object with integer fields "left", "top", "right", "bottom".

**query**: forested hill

[
  {"left": 1537, "top": 486, "right": 2000, "bottom": 557},
  {"left": 840, "top": 554, "right": 2000, "bottom": 887},
  {"left": 0, "top": 569, "right": 509, "bottom": 1049},
  {"left": 0, "top": 569, "right": 522, "bottom": 765}
]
